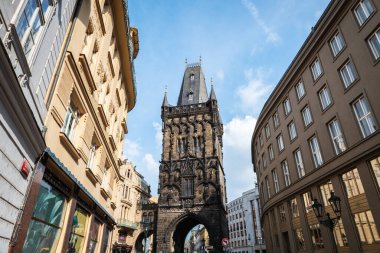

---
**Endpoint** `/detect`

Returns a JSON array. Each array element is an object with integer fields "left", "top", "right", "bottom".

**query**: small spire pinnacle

[
  {"left": 210, "top": 78, "right": 216, "bottom": 101},
  {"left": 165, "top": 84, "right": 168, "bottom": 94},
  {"left": 162, "top": 85, "right": 169, "bottom": 106},
  {"left": 199, "top": 55, "right": 202, "bottom": 65},
  {"left": 211, "top": 77, "right": 214, "bottom": 87},
  {"left": 185, "top": 58, "right": 187, "bottom": 65}
]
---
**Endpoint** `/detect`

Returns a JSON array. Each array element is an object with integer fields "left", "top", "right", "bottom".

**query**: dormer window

[{"left": 190, "top": 74, "right": 195, "bottom": 81}]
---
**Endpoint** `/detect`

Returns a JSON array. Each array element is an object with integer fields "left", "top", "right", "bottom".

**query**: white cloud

[
  {"left": 153, "top": 122, "right": 162, "bottom": 147},
  {"left": 143, "top": 153, "right": 159, "bottom": 172},
  {"left": 236, "top": 68, "right": 273, "bottom": 114},
  {"left": 224, "top": 115, "right": 256, "bottom": 152},
  {"left": 242, "top": 0, "right": 280, "bottom": 44},
  {"left": 123, "top": 139, "right": 141, "bottom": 160}
]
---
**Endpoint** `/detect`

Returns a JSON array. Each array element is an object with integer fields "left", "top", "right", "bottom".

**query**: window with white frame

[
  {"left": 16, "top": 0, "right": 52, "bottom": 59},
  {"left": 318, "top": 86, "right": 332, "bottom": 110},
  {"left": 265, "top": 176, "right": 271, "bottom": 198},
  {"left": 262, "top": 153, "right": 267, "bottom": 168},
  {"left": 87, "top": 145, "right": 96, "bottom": 169},
  {"left": 283, "top": 98, "right": 292, "bottom": 116},
  {"left": 354, "top": 0, "right": 374, "bottom": 26},
  {"left": 311, "top": 58, "right": 323, "bottom": 81},
  {"left": 259, "top": 133, "right": 263, "bottom": 147},
  {"left": 329, "top": 32, "right": 345, "bottom": 57},
  {"left": 273, "top": 111, "right": 280, "bottom": 128},
  {"left": 328, "top": 119, "right": 347, "bottom": 154},
  {"left": 302, "top": 106, "right": 313, "bottom": 127},
  {"left": 340, "top": 61, "right": 358, "bottom": 88},
  {"left": 268, "top": 145, "right": 274, "bottom": 161},
  {"left": 353, "top": 96, "right": 377, "bottom": 137},
  {"left": 265, "top": 123, "right": 270, "bottom": 139},
  {"left": 295, "top": 81, "right": 306, "bottom": 100},
  {"left": 288, "top": 121, "right": 297, "bottom": 141},
  {"left": 62, "top": 103, "right": 79, "bottom": 142},
  {"left": 309, "top": 136, "right": 323, "bottom": 168},
  {"left": 368, "top": 28, "right": 380, "bottom": 60},
  {"left": 277, "top": 134, "right": 284, "bottom": 152},
  {"left": 294, "top": 149, "right": 305, "bottom": 178},
  {"left": 272, "top": 169, "right": 279, "bottom": 193},
  {"left": 281, "top": 160, "right": 291, "bottom": 186}
]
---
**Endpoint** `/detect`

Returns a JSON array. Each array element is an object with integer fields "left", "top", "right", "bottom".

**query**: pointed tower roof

[
  {"left": 210, "top": 78, "right": 217, "bottom": 100},
  {"left": 177, "top": 63, "right": 208, "bottom": 106},
  {"left": 162, "top": 85, "right": 168, "bottom": 106}
]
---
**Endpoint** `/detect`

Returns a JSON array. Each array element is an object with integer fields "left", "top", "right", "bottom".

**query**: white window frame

[
  {"left": 61, "top": 103, "right": 78, "bottom": 142},
  {"left": 329, "top": 32, "right": 345, "bottom": 57},
  {"left": 281, "top": 160, "right": 291, "bottom": 187},
  {"left": 296, "top": 81, "right": 306, "bottom": 100},
  {"left": 311, "top": 58, "right": 323, "bottom": 81},
  {"left": 328, "top": 119, "right": 347, "bottom": 155},
  {"left": 273, "top": 111, "right": 280, "bottom": 128},
  {"left": 272, "top": 170, "right": 279, "bottom": 193},
  {"left": 259, "top": 134, "right": 263, "bottom": 147},
  {"left": 368, "top": 28, "right": 380, "bottom": 60},
  {"left": 309, "top": 136, "right": 323, "bottom": 168},
  {"left": 277, "top": 134, "right": 284, "bottom": 152},
  {"left": 319, "top": 86, "right": 332, "bottom": 110},
  {"left": 354, "top": 0, "right": 374, "bottom": 26},
  {"left": 353, "top": 96, "right": 377, "bottom": 137},
  {"left": 288, "top": 121, "right": 297, "bottom": 141},
  {"left": 265, "top": 123, "right": 270, "bottom": 139},
  {"left": 283, "top": 98, "right": 292, "bottom": 116},
  {"left": 87, "top": 144, "right": 96, "bottom": 169},
  {"left": 294, "top": 149, "right": 305, "bottom": 178},
  {"left": 340, "top": 61, "right": 358, "bottom": 88},
  {"left": 268, "top": 145, "right": 274, "bottom": 161},
  {"left": 265, "top": 176, "right": 271, "bottom": 198},
  {"left": 262, "top": 153, "right": 267, "bottom": 168},
  {"left": 302, "top": 106, "right": 313, "bottom": 127}
]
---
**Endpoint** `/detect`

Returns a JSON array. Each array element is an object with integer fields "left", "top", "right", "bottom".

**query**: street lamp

[
  {"left": 141, "top": 221, "right": 150, "bottom": 253},
  {"left": 311, "top": 191, "right": 342, "bottom": 253}
]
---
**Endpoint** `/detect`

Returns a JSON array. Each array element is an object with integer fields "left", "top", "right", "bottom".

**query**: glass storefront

[
  {"left": 69, "top": 206, "right": 89, "bottom": 252},
  {"left": 22, "top": 180, "right": 66, "bottom": 253},
  {"left": 88, "top": 219, "right": 101, "bottom": 253}
]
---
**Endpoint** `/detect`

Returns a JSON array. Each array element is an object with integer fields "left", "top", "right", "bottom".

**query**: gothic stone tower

[{"left": 156, "top": 62, "right": 228, "bottom": 253}]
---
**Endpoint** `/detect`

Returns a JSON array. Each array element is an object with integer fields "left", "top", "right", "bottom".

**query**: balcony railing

[{"left": 117, "top": 219, "right": 138, "bottom": 230}]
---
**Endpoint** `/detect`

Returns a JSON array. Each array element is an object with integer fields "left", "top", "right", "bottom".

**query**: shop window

[
  {"left": 355, "top": 210, "right": 380, "bottom": 244},
  {"left": 88, "top": 219, "right": 101, "bottom": 253},
  {"left": 342, "top": 168, "right": 364, "bottom": 198},
  {"left": 295, "top": 228, "right": 305, "bottom": 251},
  {"left": 291, "top": 198, "right": 299, "bottom": 218},
  {"left": 100, "top": 227, "right": 111, "bottom": 253},
  {"left": 310, "top": 224, "right": 324, "bottom": 249},
  {"left": 370, "top": 156, "right": 380, "bottom": 190},
  {"left": 22, "top": 180, "right": 66, "bottom": 252},
  {"left": 69, "top": 206, "right": 89, "bottom": 252}
]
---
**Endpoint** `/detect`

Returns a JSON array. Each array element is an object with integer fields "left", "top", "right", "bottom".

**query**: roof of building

[{"left": 177, "top": 63, "right": 209, "bottom": 105}]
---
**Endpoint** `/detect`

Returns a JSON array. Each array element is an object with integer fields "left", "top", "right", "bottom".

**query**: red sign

[
  {"left": 221, "top": 238, "right": 229, "bottom": 247},
  {"left": 20, "top": 159, "right": 31, "bottom": 178}
]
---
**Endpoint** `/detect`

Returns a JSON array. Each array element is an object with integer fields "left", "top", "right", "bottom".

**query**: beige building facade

[{"left": 12, "top": 0, "right": 139, "bottom": 252}]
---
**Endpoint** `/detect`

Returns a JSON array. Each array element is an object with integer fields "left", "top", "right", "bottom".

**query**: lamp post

[
  {"left": 311, "top": 191, "right": 342, "bottom": 253},
  {"left": 141, "top": 221, "right": 150, "bottom": 253}
]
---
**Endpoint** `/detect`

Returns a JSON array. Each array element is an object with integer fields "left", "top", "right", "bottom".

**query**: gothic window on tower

[
  {"left": 183, "top": 178, "right": 194, "bottom": 197},
  {"left": 198, "top": 136, "right": 203, "bottom": 153}
]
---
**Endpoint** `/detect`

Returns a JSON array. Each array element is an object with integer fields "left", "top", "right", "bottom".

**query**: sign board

[{"left": 221, "top": 237, "right": 229, "bottom": 247}]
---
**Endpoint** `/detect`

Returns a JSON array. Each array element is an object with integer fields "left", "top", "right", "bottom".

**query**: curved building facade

[{"left": 251, "top": 1, "right": 380, "bottom": 252}]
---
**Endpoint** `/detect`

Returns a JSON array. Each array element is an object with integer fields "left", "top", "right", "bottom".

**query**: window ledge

[
  {"left": 79, "top": 54, "right": 96, "bottom": 93},
  {"left": 59, "top": 132, "right": 80, "bottom": 160},
  {"left": 98, "top": 104, "right": 109, "bottom": 128},
  {"left": 86, "top": 166, "right": 98, "bottom": 185},
  {"left": 109, "top": 135, "right": 116, "bottom": 150}
]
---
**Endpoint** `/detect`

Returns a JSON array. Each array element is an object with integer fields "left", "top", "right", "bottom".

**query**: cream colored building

[{"left": 13, "top": 0, "right": 139, "bottom": 252}]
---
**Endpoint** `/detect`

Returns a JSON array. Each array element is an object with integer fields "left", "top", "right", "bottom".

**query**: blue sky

[{"left": 125, "top": 0, "right": 330, "bottom": 201}]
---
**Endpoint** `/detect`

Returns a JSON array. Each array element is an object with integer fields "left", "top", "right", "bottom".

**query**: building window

[
  {"left": 281, "top": 160, "right": 291, "bottom": 187},
  {"left": 295, "top": 228, "right": 305, "bottom": 251},
  {"left": 62, "top": 103, "right": 79, "bottom": 142},
  {"left": 320, "top": 181, "right": 334, "bottom": 206},
  {"left": 87, "top": 145, "right": 97, "bottom": 170},
  {"left": 69, "top": 206, "right": 89, "bottom": 252},
  {"left": 88, "top": 219, "right": 101, "bottom": 253},
  {"left": 268, "top": 144, "right": 274, "bottom": 161},
  {"left": 368, "top": 28, "right": 380, "bottom": 60},
  {"left": 101, "top": 227, "right": 110, "bottom": 253},
  {"left": 16, "top": 0, "right": 51, "bottom": 59},
  {"left": 272, "top": 169, "right": 279, "bottom": 193},
  {"left": 353, "top": 96, "right": 377, "bottom": 137},
  {"left": 262, "top": 153, "right": 267, "bottom": 169},
  {"left": 294, "top": 149, "right": 305, "bottom": 178},
  {"left": 265, "top": 176, "right": 271, "bottom": 198},
  {"left": 190, "top": 74, "right": 195, "bottom": 81},
  {"left": 340, "top": 61, "right": 358, "bottom": 88},
  {"left": 309, "top": 136, "right": 323, "bottom": 168},
  {"left": 319, "top": 86, "right": 332, "bottom": 110},
  {"left": 259, "top": 133, "right": 263, "bottom": 147},
  {"left": 265, "top": 123, "right": 270, "bottom": 139},
  {"left": 355, "top": 210, "right": 380, "bottom": 244},
  {"left": 310, "top": 224, "right": 324, "bottom": 249},
  {"left": 303, "top": 191, "right": 313, "bottom": 213},
  {"left": 311, "top": 58, "right": 323, "bottom": 81},
  {"left": 277, "top": 134, "right": 284, "bottom": 152},
  {"left": 295, "top": 81, "right": 306, "bottom": 100},
  {"left": 22, "top": 180, "right": 66, "bottom": 252},
  {"left": 279, "top": 204, "right": 286, "bottom": 222},
  {"left": 283, "top": 98, "right": 292, "bottom": 116},
  {"left": 354, "top": 0, "right": 374, "bottom": 26},
  {"left": 288, "top": 121, "right": 297, "bottom": 141},
  {"left": 302, "top": 106, "right": 313, "bottom": 127},
  {"left": 291, "top": 198, "right": 299, "bottom": 218},
  {"left": 183, "top": 178, "right": 194, "bottom": 197},
  {"left": 273, "top": 111, "right": 280, "bottom": 128},
  {"left": 342, "top": 168, "right": 364, "bottom": 198},
  {"left": 370, "top": 156, "right": 380, "bottom": 190},
  {"left": 328, "top": 119, "right": 347, "bottom": 154},
  {"left": 330, "top": 32, "right": 345, "bottom": 57}
]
